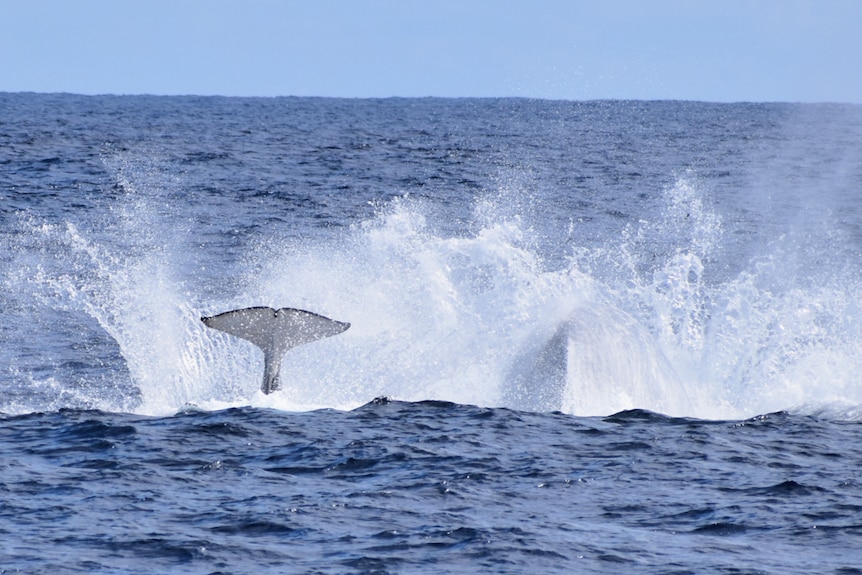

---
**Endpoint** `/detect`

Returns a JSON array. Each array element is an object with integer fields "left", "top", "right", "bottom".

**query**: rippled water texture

[
  {"left": 2, "top": 95, "right": 862, "bottom": 572},
  {"left": 3, "top": 402, "right": 862, "bottom": 574}
]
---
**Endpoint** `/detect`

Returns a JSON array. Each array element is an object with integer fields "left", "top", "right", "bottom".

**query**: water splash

[
  {"left": 573, "top": 175, "right": 862, "bottom": 419},
  {"left": 4, "top": 154, "right": 862, "bottom": 420},
  {"left": 2, "top": 152, "right": 242, "bottom": 415},
  {"left": 236, "top": 184, "right": 706, "bottom": 418}
]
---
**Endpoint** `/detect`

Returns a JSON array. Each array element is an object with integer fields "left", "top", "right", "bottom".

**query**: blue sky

[{"left": 3, "top": 0, "right": 860, "bottom": 102}]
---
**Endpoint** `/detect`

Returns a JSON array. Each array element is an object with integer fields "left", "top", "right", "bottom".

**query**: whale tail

[{"left": 201, "top": 307, "right": 350, "bottom": 394}]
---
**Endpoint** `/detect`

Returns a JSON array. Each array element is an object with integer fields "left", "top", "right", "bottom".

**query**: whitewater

[{"left": 1, "top": 94, "right": 861, "bottom": 573}]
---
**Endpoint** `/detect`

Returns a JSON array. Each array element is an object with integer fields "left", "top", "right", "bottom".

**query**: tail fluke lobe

[{"left": 201, "top": 306, "right": 350, "bottom": 394}]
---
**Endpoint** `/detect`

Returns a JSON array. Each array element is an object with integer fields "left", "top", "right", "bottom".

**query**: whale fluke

[{"left": 201, "top": 307, "right": 350, "bottom": 394}]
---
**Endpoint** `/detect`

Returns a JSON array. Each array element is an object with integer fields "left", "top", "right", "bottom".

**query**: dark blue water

[
  {"left": 4, "top": 403, "right": 862, "bottom": 574},
  {"left": 2, "top": 93, "right": 862, "bottom": 572}
]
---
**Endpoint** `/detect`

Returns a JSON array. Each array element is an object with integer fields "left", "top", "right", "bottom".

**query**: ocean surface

[{"left": 1, "top": 93, "right": 862, "bottom": 573}]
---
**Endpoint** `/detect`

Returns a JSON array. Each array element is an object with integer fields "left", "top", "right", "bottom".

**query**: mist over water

[{"left": 2, "top": 96, "right": 861, "bottom": 420}]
